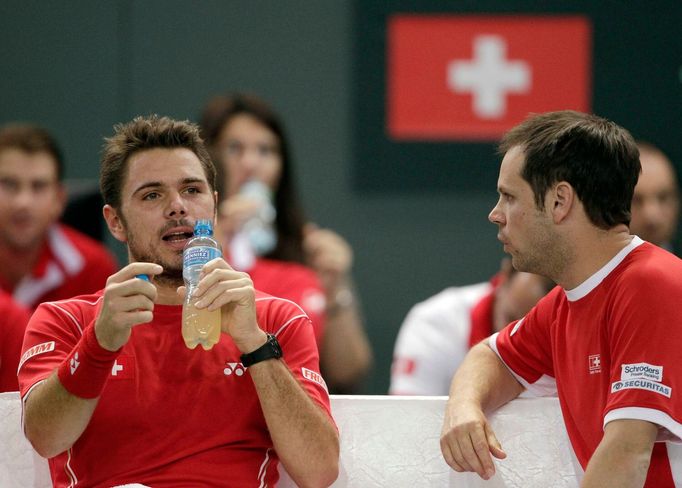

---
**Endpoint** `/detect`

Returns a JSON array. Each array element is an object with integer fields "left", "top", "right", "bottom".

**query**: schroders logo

[
  {"left": 387, "top": 15, "right": 592, "bottom": 140},
  {"left": 621, "top": 363, "right": 663, "bottom": 382}
]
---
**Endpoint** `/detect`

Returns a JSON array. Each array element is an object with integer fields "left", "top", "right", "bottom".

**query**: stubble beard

[
  {"left": 126, "top": 232, "right": 185, "bottom": 288},
  {"left": 512, "top": 218, "right": 567, "bottom": 282}
]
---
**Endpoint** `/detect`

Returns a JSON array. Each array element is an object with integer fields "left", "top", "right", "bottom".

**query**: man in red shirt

[
  {"left": 440, "top": 111, "right": 682, "bottom": 487},
  {"left": 0, "top": 124, "right": 117, "bottom": 309},
  {"left": 18, "top": 115, "right": 338, "bottom": 487}
]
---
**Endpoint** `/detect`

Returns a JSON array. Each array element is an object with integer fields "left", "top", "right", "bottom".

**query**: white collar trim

[{"left": 564, "top": 236, "right": 644, "bottom": 302}]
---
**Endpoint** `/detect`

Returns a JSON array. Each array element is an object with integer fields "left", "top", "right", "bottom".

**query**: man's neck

[
  {"left": 558, "top": 225, "right": 633, "bottom": 290},
  {"left": 0, "top": 241, "right": 44, "bottom": 288}
]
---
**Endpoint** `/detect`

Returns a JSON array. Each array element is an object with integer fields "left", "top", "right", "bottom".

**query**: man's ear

[
  {"left": 548, "top": 182, "right": 575, "bottom": 224},
  {"left": 53, "top": 183, "right": 68, "bottom": 221},
  {"left": 103, "top": 204, "right": 127, "bottom": 243}
]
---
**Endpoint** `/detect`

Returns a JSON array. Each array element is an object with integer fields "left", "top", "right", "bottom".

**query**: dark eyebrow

[{"left": 132, "top": 177, "right": 207, "bottom": 197}]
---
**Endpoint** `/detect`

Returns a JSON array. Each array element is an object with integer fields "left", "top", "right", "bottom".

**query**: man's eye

[
  {"left": 143, "top": 192, "right": 160, "bottom": 200},
  {"left": 185, "top": 187, "right": 200, "bottom": 194},
  {"left": 0, "top": 180, "right": 18, "bottom": 192}
]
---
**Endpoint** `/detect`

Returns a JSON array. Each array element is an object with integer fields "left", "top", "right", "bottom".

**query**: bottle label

[{"left": 183, "top": 246, "right": 222, "bottom": 268}]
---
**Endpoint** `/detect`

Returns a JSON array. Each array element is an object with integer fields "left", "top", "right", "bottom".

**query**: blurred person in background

[
  {"left": 630, "top": 141, "right": 680, "bottom": 254},
  {"left": 390, "top": 259, "right": 553, "bottom": 395},
  {"left": 0, "top": 288, "right": 31, "bottom": 392},
  {"left": 200, "top": 93, "right": 372, "bottom": 393},
  {"left": 0, "top": 124, "right": 118, "bottom": 309}
]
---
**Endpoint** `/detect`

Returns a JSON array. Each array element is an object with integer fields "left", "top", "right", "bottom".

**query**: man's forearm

[
  {"left": 248, "top": 359, "right": 339, "bottom": 488},
  {"left": 581, "top": 419, "right": 657, "bottom": 488},
  {"left": 447, "top": 340, "right": 524, "bottom": 412},
  {"left": 320, "top": 303, "right": 372, "bottom": 392},
  {"left": 23, "top": 373, "right": 98, "bottom": 458}
]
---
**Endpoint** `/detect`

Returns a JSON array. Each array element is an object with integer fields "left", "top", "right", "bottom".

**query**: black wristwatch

[{"left": 240, "top": 334, "right": 283, "bottom": 367}]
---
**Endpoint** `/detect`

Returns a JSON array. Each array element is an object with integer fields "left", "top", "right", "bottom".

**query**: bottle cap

[{"left": 194, "top": 219, "right": 213, "bottom": 236}]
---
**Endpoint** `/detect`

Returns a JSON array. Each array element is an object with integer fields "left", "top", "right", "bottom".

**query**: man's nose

[
  {"left": 166, "top": 192, "right": 187, "bottom": 218},
  {"left": 489, "top": 201, "right": 503, "bottom": 224}
]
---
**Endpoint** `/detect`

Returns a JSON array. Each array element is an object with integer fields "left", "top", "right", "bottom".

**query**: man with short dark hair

[
  {"left": 0, "top": 124, "right": 117, "bottom": 308},
  {"left": 18, "top": 115, "right": 339, "bottom": 487},
  {"left": 440, "top": 111, "right": 682, "bottom": 487}
]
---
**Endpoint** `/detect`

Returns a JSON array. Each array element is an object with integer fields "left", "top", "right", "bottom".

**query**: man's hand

[
  {"left": 95, "top": 263, "right": 162, "bottom": 351},
  {"left": 303, "top": 224, "right": 353, "bottom": 295},
  {"left": 180, "top": 258, "right": 266, "bottom": 353},
  {"left": 440, "top": 400, "right": 506, "bottom": 480}
]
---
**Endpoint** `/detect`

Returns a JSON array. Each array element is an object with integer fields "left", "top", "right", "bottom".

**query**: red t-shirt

[
  {"left": 18, "top": 290, "right": 332, "bottom": 487},
  {"left": 0, "top": 224, "right": 118, "bottom": 309},
  {"left": 248, "top": 258, "right": 326, "bottom": 344},
  {"left": 0, "top": 290, "right": 31, "bottom": 392},
  {"left": 492, "top": 238, "right": 682, "bottom": 486}
]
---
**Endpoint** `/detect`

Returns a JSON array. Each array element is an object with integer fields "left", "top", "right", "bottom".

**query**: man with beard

[
  {"left": 18, "top": 115, "right": 339, "bottom": 488},
  {"left": 0, "top": 124, "right": 117, "bottom": 309},
  {"left": 440, "top": 111, "right": 682, "bottom": 487}
]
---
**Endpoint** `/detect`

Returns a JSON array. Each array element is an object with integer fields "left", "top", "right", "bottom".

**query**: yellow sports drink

[{"left": 182, "top": 220, "right": 222, "bottom": 350}]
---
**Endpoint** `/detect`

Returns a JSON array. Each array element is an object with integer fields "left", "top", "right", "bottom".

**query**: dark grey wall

[{"left": 11, "top": 1, "right": 665, "bottom": 394}]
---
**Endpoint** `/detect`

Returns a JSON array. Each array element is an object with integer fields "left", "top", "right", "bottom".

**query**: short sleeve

[
  {"left": 17, "top": 302, "right": 86, "bottom": 398},
  {"left": 258, "top": 297, "right": 333, "bottom": 419},
  {"left": 603, "top": 268, "right": 682, "bottom": 441},
  {"left": 389, "top": 300, "right": 467, "bottom": 396},
  {"left": 491, "top": 288, "right": 561, "bottom": 397}
]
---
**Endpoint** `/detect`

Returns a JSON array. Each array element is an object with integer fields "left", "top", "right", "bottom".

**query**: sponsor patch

[
  {"left": 223, "top": 362, "right": 246, "bottom": 377},
  {"left": 588, "top": 354, "right": 601, "bottom": 374},
  {"left": 611, "top": 379, "right": 671, "bottom": 398},
  {"left": 621, "top": 362, "right": 663, "bottom": 382},
  {"left": 302, "top": 367, "right": 328, "bottom": 392},
  {"left": 18, "top": 341, "right": 55, "bottom": 371}
]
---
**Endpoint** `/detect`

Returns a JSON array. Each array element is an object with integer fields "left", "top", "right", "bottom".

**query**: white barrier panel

[
  {"left": 1, "top": 392, "right": 579, "bottom": 487},
  {"left": 0, "top": 392, "right": 51, "bottom": 488}
]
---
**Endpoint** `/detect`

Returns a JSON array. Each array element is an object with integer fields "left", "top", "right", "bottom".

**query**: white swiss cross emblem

[
  {"left": 588, "top": 354, "right": 601, "bottom": 374},
  {"left": 111, "top": 360, "right": 124, "bottom": 376},
  {"left": 447, "top": 35, "right": 531, "bottom": 119}
]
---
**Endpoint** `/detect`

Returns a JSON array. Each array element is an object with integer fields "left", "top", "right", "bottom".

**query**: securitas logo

[{"left": 612, "top": 362, "right": 670, "bottom": 398}]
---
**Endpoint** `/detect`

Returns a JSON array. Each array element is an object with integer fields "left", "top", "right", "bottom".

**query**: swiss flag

[
  {"left": 387, "top": 15, "right": 592, "bottom": 141},
  {"left": 109, "top": 354, "right": 135, "bottom": 380}
]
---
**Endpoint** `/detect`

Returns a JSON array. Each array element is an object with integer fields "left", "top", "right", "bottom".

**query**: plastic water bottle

[
  {"left": 182, "top": 219, "right": 222, "bottom": 350},
  {"left": 239, "top": 180, "right": 277, "bottom": 256}
]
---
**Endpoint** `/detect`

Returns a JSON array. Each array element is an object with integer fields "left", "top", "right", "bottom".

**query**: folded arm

[{"left": 440, "top": 340, "right": 524, "bottom": 480}]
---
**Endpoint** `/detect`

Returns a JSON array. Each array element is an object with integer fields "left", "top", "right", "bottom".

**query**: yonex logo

[
  {"left": 70, "top": 352, "right": 80, "bottom": 375},
  {"left": 224, "top": 362, "right": 246, "bottom": 376}
]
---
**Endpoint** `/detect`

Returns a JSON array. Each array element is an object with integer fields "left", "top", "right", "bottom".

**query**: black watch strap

[{"left": 240, "top": 333, "right": 283, "bottom": 367}]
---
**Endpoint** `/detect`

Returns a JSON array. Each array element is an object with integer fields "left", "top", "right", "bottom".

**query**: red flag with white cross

[{"left": 387, "top": 15, "right": 592, "bottom": 141}]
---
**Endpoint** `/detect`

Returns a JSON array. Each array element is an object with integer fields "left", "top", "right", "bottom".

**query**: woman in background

[{"left": 200, "top": 93, "right": 372, "bottom": 393}]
